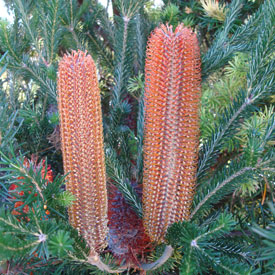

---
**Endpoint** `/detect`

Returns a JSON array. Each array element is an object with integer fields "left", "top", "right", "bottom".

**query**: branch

[
  {"left": 88, "top": 254, "right": 127, "bottom": 273},
  {"left": 140, "top": 245, "right": 174, "bottom": 271},
  {"left": 197, "top": 96, "right": 250, "bottom": 180},
  {"left": 87, "top": 246, "right": 174, "bottom": 273},
  {"left": 191, "top": 166, "right": 254, "bottom": 219}
]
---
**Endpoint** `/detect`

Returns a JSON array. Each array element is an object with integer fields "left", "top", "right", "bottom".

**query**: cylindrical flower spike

[
  {"left": 58, "top": 50, "right": 108, "bottom": 252},
  {"left": 142, "top": 24, "right": 201, "bottom": 242}
]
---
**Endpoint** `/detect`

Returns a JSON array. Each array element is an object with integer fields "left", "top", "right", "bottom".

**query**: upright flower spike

[
  {"left": 58, "top": 50, "right": 108, "bottom": 253},
  {"left": 142, "top": 24, "right": 201, "bottom": 242}
]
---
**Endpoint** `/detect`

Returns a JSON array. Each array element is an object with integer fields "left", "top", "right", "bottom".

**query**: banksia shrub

[
  {"left": 142, "top": 24, "right": 201, "bottom": 242},
  {"left": 58, "top": 50, "right": 108, "bottom": 253}
]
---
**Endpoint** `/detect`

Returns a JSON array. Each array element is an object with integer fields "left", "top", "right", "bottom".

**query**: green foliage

[
  {"left": 238, "top": 107, "right": 275, "bottom": 146},
  {"left": 15, "top": 106, "right": 53, "bottom": 153},
  {"left": 194, "top": 109, "right": 275, "bottom": 218},
  {"left": 0, "top": 151, "right": 65, "bottom": 218},
  {"left": 81, "top": 1, "right": 114, "bottom": 71},
  {"left": 161, "top": 4, "right": 180, "bottom": 28},
  {"left": 252, "top": 203, "right": 275, "bottom": 273},
  {"left": 166, "top": 212, "right": 251, "bottom": 274},
  {"left": 0, "top": 205, "right": 92, "bottom": 266},
  {"left": 48, "top": 230, "right": 74, "bottom": 257},
  {"left": 225, "top": 52, "right": 249, "bottom": 79},
  {"left": 0, "top": 150, "right": 121, "bottom": 273},
  {"left": 146, "top": 244, "right": 182, "bottom": 275},
  {"left": 103, "top": 0, "right": 149, "bottom": 219},
  {"left": 202, "top": 0, "right": 274, "bottom": 76},
  {"left": 105, "top": 147, "right": 143, "bottom": 218},
  {"left": 127, "top": 73, "right": 144, "bottom": 99},
  {"left": 0, "top": 53, "right": 22, "bottom": 154},
  {"left": 127, "top": 73, "right": 145, "bottom": 183},
  {"left": 198, "top": 0, "right": 275, "bottom": 181},
  {"left": 162, "top": 0, "right": 201, "bottom": 28},
  {"left": 200, "top": 53, "right": 248, "bottom": 144},
  {"left": 0, "top": 208, "right": 44, "bottom": 260},
  {"left": 0, "top": 95, "right": 22, "bottom": 153},
  {"left": 55, "top": 191, "right": 75, "bottom": 208}
]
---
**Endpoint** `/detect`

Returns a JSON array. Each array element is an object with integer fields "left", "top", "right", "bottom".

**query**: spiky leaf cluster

[
  {"left": 252, "top": 203, "right": 275, "bottom": 273},
  {"left": 166, "top": 212, "right": 251, "bottom": 274},
  {"left": 198, "top": 0, "right": 275, "bottom": 182}
]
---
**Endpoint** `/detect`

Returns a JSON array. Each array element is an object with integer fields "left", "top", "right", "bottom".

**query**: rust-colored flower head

[
  {"left": 58, "top": 50, "right": 108, "bottom": 252},
  {"left": 107, "top": 183, "right": 151, "bottom": 266},
  {"left": 142, "top": 24, "right": 201, "bottom": 242}
]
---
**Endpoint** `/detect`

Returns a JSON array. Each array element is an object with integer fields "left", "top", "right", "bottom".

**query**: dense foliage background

[{"left": 0, "top": 0, "right": 274, "bottom": 274}]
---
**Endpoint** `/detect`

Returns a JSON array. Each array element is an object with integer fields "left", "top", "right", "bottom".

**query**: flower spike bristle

[
  {"left": 58, "top": 50, "right": 108, "bottom": 252},
  {"left": 142, "top": 24, "right": 201, "bottom": 242}
]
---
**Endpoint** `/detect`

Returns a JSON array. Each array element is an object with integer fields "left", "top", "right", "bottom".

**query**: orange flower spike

[
  {"left": 58, "top": 50, "right": 108, "bottom": 252},
  {"left": 142, "top": 25, "right": 201, "bottom": 242}
]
